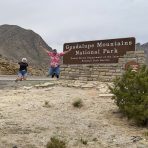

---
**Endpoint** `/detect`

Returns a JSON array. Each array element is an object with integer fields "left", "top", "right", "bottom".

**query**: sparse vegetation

[
  {"left": 92, "top": 137, "right": 98, "bottom": 141},
  {"left": 72, "top": 99, "right": 83, "bottom": 108},
  {"left": 46, "top": 137, "right": 66, "bottom": 148},
  {"left": 80, "top": 138, "right": 88, "bottom": 145},
  {"left": 45, "top": 101, "right": 49, "bottom": 105},
  {"left": 144, "top": 131, "right": 148, "bottom": 139},
  {"left": 109, "top": 65, "right": 148, "bottom": 126},
  {"left": 43, "top": 101, "right": 51, "bottom": 108}
]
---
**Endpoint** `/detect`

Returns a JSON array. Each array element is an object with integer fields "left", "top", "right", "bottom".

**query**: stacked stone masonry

[{"left": 60, "top": 51, "right": 146, "bottom": 81}]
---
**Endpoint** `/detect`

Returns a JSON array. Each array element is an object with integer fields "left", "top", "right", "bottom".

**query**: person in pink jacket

[{"left": 40, "top": 46, "right": 71, "bottom": 79}]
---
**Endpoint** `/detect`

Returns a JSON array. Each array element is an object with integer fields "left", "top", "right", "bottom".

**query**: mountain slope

[
  {"left": 136, "top": 43, "right": 148, "bottom": 64},
  {"left": 0, "top": 24, "right": 51, "bottom": 67}
]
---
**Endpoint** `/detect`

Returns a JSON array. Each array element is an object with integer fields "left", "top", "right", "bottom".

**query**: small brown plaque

[{"left": 125, "top": 61, "right": 139, "bottom": 72}]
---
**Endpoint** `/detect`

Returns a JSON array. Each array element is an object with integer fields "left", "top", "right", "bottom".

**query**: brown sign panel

[{"left": 63, "top": 37, "right": 135, "bottom": 64}]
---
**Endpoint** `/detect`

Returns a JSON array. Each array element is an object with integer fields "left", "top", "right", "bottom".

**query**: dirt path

[{"left": 0, "top": 80, "right": 147, "bottom": 148}]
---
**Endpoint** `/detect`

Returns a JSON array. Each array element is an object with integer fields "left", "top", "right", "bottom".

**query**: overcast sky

[{"left": 0, "top": 0, "right": 147, "bottom": 52}]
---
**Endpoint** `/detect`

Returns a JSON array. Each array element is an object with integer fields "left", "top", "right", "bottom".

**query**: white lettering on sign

[
  {"left": 66, "top": 43, "right": 95, "bottom": 50},
  {"left": 97, "top": 41, "right": 133, "bottom": 47},
  {"left": 103, "top": 48, "right": 118, "bottom": 54},
  {"left": 75, "top": 49, "right": 100, "bottom": 55}
]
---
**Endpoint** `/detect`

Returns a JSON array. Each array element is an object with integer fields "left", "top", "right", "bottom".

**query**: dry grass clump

[
  {"left": 80, "top": 138, "right": 88, "bottom": 145},
  {"left": 72, "top": 99, "right": 83, "bottom": 108},
  {"left": 43, "top": 101, "right": 51, "bottom": 108},
  {"left": 46, "top": 137, "right": 66, "bottom": 148}
]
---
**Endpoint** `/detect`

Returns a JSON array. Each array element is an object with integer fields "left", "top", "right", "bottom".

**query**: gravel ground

[{"left": 0, "top": 80, "right": 147, "bottom": 148}]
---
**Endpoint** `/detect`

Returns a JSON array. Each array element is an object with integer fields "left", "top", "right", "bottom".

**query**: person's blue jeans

[
  {"left": 18, "top": 70, "right": 27, "bottom": 77},
  {"left": 49, "top": 66, "right": 60, "bottom": 78}
]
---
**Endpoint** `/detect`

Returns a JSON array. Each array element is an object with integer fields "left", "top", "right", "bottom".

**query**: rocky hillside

[
  {"left": 136, "top": 43, "right": 148, "bottom": 64},
  {"left": 0, "top": 24, "right": 51, "bottom": 68},
  {"left": 0, "top": 57, "right": 45, "bottom": 76}
]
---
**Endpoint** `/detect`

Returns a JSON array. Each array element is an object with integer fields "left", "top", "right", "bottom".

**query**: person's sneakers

[{"left": 52, "top": 73, "right": 56, "bottom": 78}]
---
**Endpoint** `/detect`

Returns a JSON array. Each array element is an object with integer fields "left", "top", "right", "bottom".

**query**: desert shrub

[
  {"left": 72, "top": 99, "right": 83, "bottom": 108},
  {"left": 80, "top": 138, "right": 88, "bottom": 145},
  {"left": 43, "top": 101, "right": 51, "bottom": 108},
  {"left": 143, "top": 131, "right": 148, "bottom": 138},
  {"left": 46, "top": 137, "right": 66, "bottom": 148},
  {"left": 109, "top": 65, "right": 148, "bottom": 126}
]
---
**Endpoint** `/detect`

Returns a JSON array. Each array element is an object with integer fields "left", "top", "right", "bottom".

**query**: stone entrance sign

[{"left": 63, "top": 37, "right": 135, "bottom": 64}]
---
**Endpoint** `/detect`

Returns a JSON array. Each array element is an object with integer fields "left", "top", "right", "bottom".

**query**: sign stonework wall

[
  {"left": 63, "top": 37, "right": 135, "bottom": 64},
  {"left": 61, "top": 50, "right": 146, "bottom": 81}
]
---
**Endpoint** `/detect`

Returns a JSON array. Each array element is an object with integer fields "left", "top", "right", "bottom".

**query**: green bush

[
  {"left": 72, "top": 99, "right": 83, "bottom": 108},
  {"left": 80, "top": 138, "right": 88, "bottom": 145},
  {"left": 109, "top": 65, "right": 148, "bottom": 126},
  {"left": 46, "top": 137, "right": 66, "bottom": 148},
  {"left": 43, "top": 101, "right": 51, "bottom": 108}
]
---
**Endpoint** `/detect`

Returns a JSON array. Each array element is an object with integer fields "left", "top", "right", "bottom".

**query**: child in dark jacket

[{"left": 15, "top": 58, "right": 28, "bottom": 82}]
